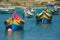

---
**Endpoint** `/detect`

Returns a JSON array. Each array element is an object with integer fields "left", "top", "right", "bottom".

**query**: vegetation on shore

[{"left": 0, "top": 0, "right": 60, "bottom": 7}]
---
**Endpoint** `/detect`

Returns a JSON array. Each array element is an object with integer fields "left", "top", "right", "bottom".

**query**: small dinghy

[
  {"left": 23, "top": 9, "right": 34, "bottom": 18},
  {"left": 4, "top": 12, "right": 24, "bottom": 31},
  {"left": 0, "top": 7, "right": 15, "bottom": 14}
]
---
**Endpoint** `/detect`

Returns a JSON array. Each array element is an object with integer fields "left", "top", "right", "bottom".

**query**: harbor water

[{"left": 0, "top": 8, "right": 60, "bottom": 40}]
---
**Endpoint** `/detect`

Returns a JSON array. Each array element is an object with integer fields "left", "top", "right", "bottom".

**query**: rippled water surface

[{"left": 0, "top": 8, "right": 60, "bottom": 40}]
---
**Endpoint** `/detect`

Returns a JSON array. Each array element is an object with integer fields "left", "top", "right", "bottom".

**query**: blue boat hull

[
  {"left": 36, "top": 18, "right": 51, "bottom": 23},
  {"left": 6, "top": 24, "right": 23, "bottom": 31}
]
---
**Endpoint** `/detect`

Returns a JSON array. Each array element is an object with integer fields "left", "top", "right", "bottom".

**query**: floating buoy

[{"left": 7, "top": 28, "right": 12, "bottom": 32}]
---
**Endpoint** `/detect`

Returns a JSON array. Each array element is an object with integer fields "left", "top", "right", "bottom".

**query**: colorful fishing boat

[
  {"left": 46, "top": 4, "right": 58, "bottom": 15},
  {"left": 36, "top": 10, "right": 52, "bottom": 23},
  {"left": 4, "top": 12, "right": 24, "bottom": 31}
]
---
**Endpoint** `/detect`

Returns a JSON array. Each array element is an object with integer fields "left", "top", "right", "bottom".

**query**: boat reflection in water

[{"left": 6, "top": 30, "right": 24, "bottom": 40}]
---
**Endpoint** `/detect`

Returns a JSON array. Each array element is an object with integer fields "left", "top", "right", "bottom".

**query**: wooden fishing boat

[
  {"left": 36, "top": 10, "right": 52, "bottom": 23},
  {"left": 4, "top": 12, "right": 24, "bottom": 31},
  {"left": 46, "top": 4, "right": 58, "bottom": 15}
]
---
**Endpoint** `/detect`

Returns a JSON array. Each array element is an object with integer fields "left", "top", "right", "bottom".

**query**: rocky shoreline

[{"left": 11, "top": 6, "right": 60, "bottom": 9}]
